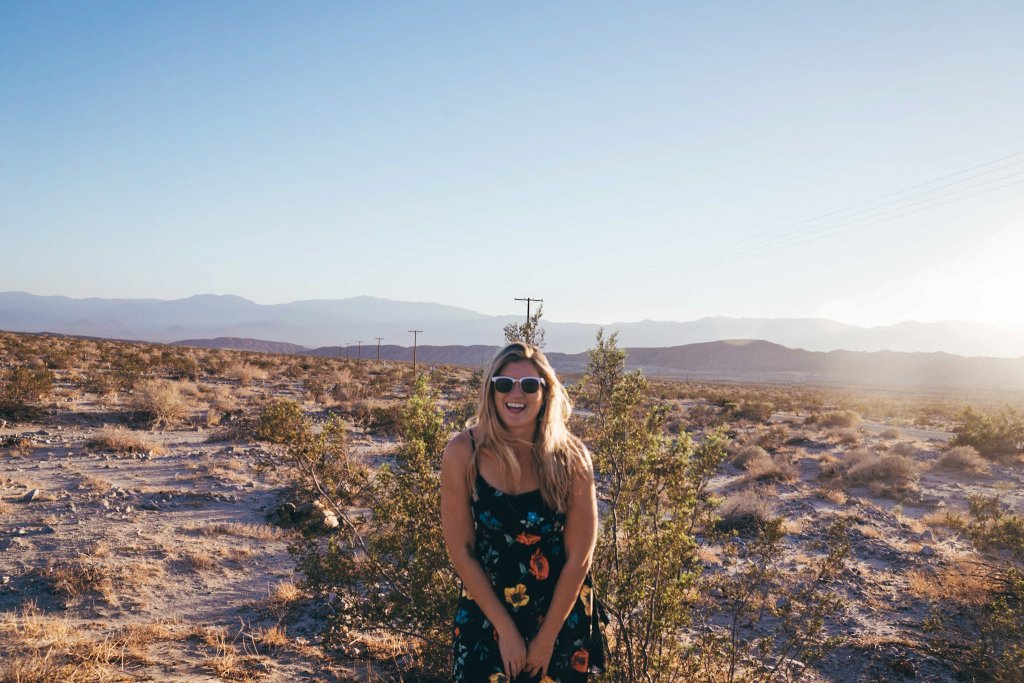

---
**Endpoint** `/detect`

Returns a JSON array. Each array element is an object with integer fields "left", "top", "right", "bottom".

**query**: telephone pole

[
  {"left": 408, "top": 330, "right": 423, "bottom": 374},
  {"left": 375, "top": 337, "right": 383, "bottom": 361},
  {"left": 515, "top": 296, "right": 543, "bottom": 321},
  {"left": 356, "top": 340, "right": 362, "bottom": 360}
]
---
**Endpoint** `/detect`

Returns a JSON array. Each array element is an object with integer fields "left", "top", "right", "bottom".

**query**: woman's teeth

[{"left": 506, "top": 402, "right": 525, "bottom": 411}]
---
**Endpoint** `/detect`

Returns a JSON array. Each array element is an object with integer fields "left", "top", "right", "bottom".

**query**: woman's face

[{"left": 491, "top": 359, "right": 545, "bottom": 432}]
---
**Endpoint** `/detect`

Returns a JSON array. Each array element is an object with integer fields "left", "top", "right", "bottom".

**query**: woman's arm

[
  {"left": 525, "top": 458, "right": 598, "bottom": 677},
  {"left": 440, "top": 432, "right": 527, "bottom": 678}
]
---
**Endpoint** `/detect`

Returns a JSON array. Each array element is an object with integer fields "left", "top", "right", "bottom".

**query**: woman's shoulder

[{"left": 442, "top": 429, "right": 474, "bottom": 468}]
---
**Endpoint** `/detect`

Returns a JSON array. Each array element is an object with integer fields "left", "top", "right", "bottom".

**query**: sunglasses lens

[
  {"left": 493, "top": 377, "right": 514, "bottom": 393},
  {"left": 520, "top": 378, "right": 541, "bottom": 393}
]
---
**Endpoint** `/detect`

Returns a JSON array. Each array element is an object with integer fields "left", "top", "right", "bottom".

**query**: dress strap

[{"left": 468, "top": 428, "right": 477, "bottom": 455}]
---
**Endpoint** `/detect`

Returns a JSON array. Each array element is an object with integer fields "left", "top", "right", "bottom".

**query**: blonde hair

[{"left": 466, "top": 342, "right": 590, "bottom": 512}]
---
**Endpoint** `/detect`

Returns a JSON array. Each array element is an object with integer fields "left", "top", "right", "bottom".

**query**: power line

[{"left": 555, "top": 149, "right": 1024, "bottom": 296}]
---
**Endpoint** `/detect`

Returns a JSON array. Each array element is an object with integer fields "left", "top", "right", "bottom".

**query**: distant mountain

[
  {"left": 3, "top": 291, "right": 1023, "bottom": 358},
  {"left": 172, "top": 337, "right": 308, "bottom": 354},
  {"left": 306, "top": 339, "right": 1024, "bottom": 390}
]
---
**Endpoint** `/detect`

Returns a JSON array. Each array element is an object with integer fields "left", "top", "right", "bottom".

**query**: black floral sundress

[{"left": 452, "top": 436, "right": 599, "bottom": 683}]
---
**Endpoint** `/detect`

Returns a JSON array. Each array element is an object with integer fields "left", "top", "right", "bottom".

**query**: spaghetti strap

[{"left": 467, "top": 428, "right": 477, "bottom": 454}]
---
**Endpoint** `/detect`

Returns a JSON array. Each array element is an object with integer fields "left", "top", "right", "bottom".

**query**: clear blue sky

[{"left": 3, "top": 1, "right": 1023, "bottom": 327}]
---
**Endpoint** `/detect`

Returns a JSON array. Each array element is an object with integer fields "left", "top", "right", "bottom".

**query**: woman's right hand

[{"left": 497, "top": 626, "right": 527, "bottom": 679}]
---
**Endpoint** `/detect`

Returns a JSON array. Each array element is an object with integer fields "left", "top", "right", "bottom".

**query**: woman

[{"left": 441, "top": 342, "right": 600, "bottom": 682}]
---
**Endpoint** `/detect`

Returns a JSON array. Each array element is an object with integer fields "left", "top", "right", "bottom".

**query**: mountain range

[{"left": 2, "top": 291, "right": 1023, "bottom": 359}]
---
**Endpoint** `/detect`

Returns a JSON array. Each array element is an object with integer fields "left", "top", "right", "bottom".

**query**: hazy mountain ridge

[{"left": 3, "top": 292, "right": 1023, "bottom": 358}]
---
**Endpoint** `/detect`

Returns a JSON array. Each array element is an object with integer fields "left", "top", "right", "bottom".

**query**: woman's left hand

[{"left": 525, "top": 630, "right": 556, "bottom": 679}]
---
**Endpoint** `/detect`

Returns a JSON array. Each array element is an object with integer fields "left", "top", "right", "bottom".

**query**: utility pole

[
  {"left": 375, "top": 337, "right": 383, "bottom": 361},
  {"left": 356, "top": 340, "right": 362, "bottom": 360},
  {"left": 515, "top": 296, "right": 544, "bottom": 321},
  {"left": 408, "top": 330, "right": 423, "bottom": 374},
  {"left": 344, "top": 343, "right": 350, "bottom": 360}
]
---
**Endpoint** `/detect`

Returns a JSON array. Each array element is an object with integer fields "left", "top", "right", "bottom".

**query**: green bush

[
  {"left": 0, "top": 365, "right": 54, "bottom": 418},
  {"left": 295, "top": 374, "right": 456, "bottom": 676},
  {"left": 584, "top": 330, "right": 730, "bottom": 681},
  {"left": 952, "top": 406, "right": 1024, "bottom": 461}
]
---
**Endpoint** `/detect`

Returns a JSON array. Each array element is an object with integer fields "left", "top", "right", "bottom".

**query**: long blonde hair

[{"left": 466, "top": 342, "right": 590, "bottom": 512}]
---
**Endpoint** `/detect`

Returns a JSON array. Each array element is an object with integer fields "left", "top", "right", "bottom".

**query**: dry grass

[
  {"left": 731, "top": 445, "right": 770, "bottom": 469},
  {"left": 822, "top": 448, "right": 920, "bottom": 498},
  {"left": 36, "top": 559, "right": 118, "bottom": 606},
  {"left": 890, "top": 441, "right": 918, "bottom": 457},
  {"left": 879, "top": 427, "right": 901, "bottom": 439},
  {"left": 77, "top": 475, "right": 114, "bottom": 494},
  {"left": 225, "top": 362, "right": 269, "bottom": 386},
  {"left": 178, "top": 550, "right": 218, "bottom": 573},
  {"left": 906, "top": 561, "right": 996, "bottom": 606},
  {"left": 201, "top": 522, "right": 285, "bottom": 541},
  {"left": 200, "top": 630, "right": 272, "bottom": 682},
  {"left": 86, "top": 426, "right": 167, "bottom": 455},
  {"left": 131, "top": 379, "right": 190, "bottom": 427},
  {"left": 0, "top": 603, "right": 185, "bottom": 682},
  {"left": 934, "top": 445, "right": 991, "bottom": 476},
  {"left": 717, "top": 487, "right": 775, "bottom": 532},
  {"left": 742, "top": 453, "right": 798, "bottom": 484},
  {"left": 833, "top": 427, "right": 861, "bottom": 445}
]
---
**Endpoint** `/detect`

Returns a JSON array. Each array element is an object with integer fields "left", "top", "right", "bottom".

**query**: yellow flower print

[
  {"left": 540, "top": 677, "right": 557, "bottom": 683},
  {"left": 504, "top": 583, "right": 530, "bottom": 609},
  {"left": 578, "top": 585, "right": 593, "bottom": 616},
  {"left": 489, "top": 674, "right": 509, "bottom": 683}
]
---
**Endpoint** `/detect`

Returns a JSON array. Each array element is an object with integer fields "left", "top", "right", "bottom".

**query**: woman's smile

[{"left": 494, "top": 359, "right": 544, "bottom": 433}]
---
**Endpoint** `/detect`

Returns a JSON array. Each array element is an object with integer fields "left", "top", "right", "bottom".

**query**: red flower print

[
  {"left": 571, "top": 648, "right": 589, "bottom": 672},
  {"left": 516, "top": 532, "right": 541, "bottom": 545},
  {"left": 529, "top": 547, "right": 549, "bottom": 580}
]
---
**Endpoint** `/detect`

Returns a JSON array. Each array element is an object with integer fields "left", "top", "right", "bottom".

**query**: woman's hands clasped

[
  {"left": 497, "top": 627, "right": 528, "bottom": 679},
  {"left": 525, "top": 630, "right": 556, "bottom": 679}
]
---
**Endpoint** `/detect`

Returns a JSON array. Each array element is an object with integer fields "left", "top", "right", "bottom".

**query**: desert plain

[{"left": 1, "top": 330, "right": 1023, "bottom": 682}]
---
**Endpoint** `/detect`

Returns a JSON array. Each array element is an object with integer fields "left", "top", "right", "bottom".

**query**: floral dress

[{"left": 452, "top": 464, "right": 599, "bottom": 683}]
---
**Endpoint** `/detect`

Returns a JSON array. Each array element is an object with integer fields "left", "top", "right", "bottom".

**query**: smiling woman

[{"left": 440, "top": 342, "right": 602, "bottom": 682}]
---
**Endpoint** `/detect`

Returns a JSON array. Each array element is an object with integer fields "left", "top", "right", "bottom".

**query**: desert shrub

[
  {"left": 756, "top": 423, "right": 790, "bottom": 452},
  {"left": 303, "top": 377, "right": 328, "bottom": 403},
  {"left": 296, "top": 373, "right": 455, "bottom": 675},
  {"left": 845, "top": 451, "right": 919, "bottom": 498},
  {"left": 255, "top": 399, "right": 306, "bottom": 445},
  {"left": 890, "top": 441, "right": 917, "bottom": 456},
  {"left": 879, "top": 427, "right": 901, "bottom": 439},
  {"left": 964, "top": 495, "right": 1024, "bottom": 563},
  {"left": 833, "top": 427, "right": 860, "bottom": 445},
  {"left": 163, "top": 353, "right": 201, "bottom": 381},
  {"left": 87, "top": 427, "right": 167, "bottom": 456},
  {"left": 687, "top": 403, "right": 725, "bottom": 429},
  {"left": 952, "top": 406, "right": 1024, "bottom": 461},
  {"left": 42, "top": 346, "right": 73, "bottom": 370},
  {"left": 0, "top": 365, "right": 54, "bottom": 418},
  {"left": 131, "top": 379, "right": 189, "bottom": 428},
  {"left": 109, "top": 351, "right": 148, "bottom": 391},
  {"left": 935, "top": 445, "right": 990, "bottom": 476},
  {"left": 815, "top": 410, "right": 861, "bottom": 429},
  {"left": 732, "top": 400, "right": 775, "bottom": 424},
  {"left": 584, "top": 329, "right": 731, "bottom": 681},
  {"left": 731, "top": 445, "right": 769, "bottom": 470},
  {"left": 716, "top": 487, "right": 775, "bottom": 533},
  {"left": 921, "top": 496, "right": 1024, "bottom": 680},
  {"left": 691, "top": 518, "right": 850, "bottom": 681},
  {"left": 82, "top": 368, "right": 117, "bottom": 396},
  {"left": 743, "top": 454, "right": 798, "bottom": 485},
  {"left": 225, "top": 362, "right": 268, "bottom": 386}
]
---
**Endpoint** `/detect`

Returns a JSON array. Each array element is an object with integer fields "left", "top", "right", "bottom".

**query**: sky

[{"left": 2, "top": 1, "right": 1023, "bottom": 328}]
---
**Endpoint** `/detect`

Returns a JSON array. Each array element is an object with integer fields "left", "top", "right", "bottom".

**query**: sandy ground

[{"left": 2, "top": 383, "right": 1022, "bottom": 681}]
